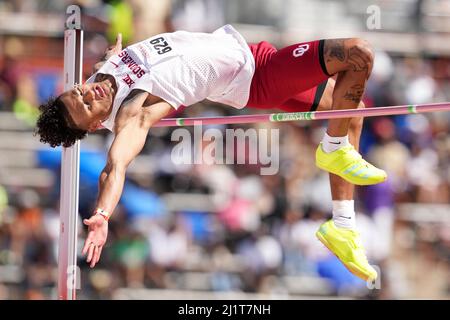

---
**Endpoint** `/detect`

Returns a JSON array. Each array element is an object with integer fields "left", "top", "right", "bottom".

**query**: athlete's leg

[
  {"left": 274, "top": 76, "right": 364, "bottom": 200},
  {"left": 314, "top": 39, "right": 383, "bottom": 281},
  {"left": 280, "top": 41, "right": 380, "bottom": 281},
  {"left": 321, "top": 39, "right": 371, "bottom": 137},
  {"left": 246, "top": 40, "right": 329, "bottom": 110},
  {"left": 315, "top": 78, "right": 364, "bottom": 200},
  {"left": 315, "top": 38, "right": 386, "bottom": 187},
  {"left": 247, "top": 38, "right": 382, "bottom": 194}
]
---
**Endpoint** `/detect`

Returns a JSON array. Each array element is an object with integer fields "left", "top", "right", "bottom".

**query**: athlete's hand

[
  {"left": 82, "top": 214, "right": 108, "bottom": 268},
  {"left": 104, "top": 33, "right": 122, "bottom": 59}
]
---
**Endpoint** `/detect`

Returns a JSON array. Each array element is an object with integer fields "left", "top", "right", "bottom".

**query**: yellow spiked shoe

[
  {"left": 316, "top": 143, "right": 387, "bottom": 186},
  {"left": 316, "top": 220, "right": 378, "bottom": 282}
]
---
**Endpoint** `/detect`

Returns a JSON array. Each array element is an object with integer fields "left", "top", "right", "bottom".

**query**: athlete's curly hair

[{"left": 34, "top": 96, "right": 87, "bottom": 148}]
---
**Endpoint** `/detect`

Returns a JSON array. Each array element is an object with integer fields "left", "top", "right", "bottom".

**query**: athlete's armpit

[
  {"left": 114, "top": 89, "right": 150, "bottom": 132},
  {"left": 121, "top": 89, "right": 148, "bottom": 107}
]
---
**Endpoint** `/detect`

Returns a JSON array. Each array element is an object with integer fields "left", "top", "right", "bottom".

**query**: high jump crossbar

[
  {"left": 153, "top": 102, "right": 450, "bottom": 127},
  {"left": 58, "top": 7, "right": 83, "bottom": 300}
]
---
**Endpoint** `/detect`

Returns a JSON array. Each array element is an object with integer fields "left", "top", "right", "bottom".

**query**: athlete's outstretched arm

[{"left": 82, "top": 96, "right": 174, "bottom": 268}]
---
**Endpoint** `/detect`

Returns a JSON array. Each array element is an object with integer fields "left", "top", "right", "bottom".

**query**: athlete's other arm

[
  {"left": 93, "top": 33, "right": 122, "bottom": 73},
  {"left": 81, "top": 93, "right": 174, "bottom": 268}
]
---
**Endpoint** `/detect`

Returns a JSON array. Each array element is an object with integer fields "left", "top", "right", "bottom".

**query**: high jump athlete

[{"left": 35, "top": 25, "right": 386, "bottom": 281}]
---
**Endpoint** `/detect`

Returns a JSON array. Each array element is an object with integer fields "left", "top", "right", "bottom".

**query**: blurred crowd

[{"left": 0, "top": 0, "right": 449, "bottom": 300}]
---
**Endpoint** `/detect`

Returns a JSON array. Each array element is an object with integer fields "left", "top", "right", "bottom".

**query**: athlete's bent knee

[
  {"left": 323, "top": 38, "right": 374, "bottom": 76},
  {"left": 345, "top": 38, "right": 374, "bottom": 75}
]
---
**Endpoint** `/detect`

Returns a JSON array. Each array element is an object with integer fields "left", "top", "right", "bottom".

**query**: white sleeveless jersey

[{"left": 86, "top": 25, "right": 255, "bottom": 132}]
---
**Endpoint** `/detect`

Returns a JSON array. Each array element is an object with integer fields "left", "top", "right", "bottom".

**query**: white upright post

[{"left": 58, "top": 7, "right": 83, "bottom": 300}]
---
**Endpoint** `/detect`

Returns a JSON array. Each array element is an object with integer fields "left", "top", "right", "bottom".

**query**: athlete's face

[{"left": 59, "top": 80, "right": 115, "bottom": 132}]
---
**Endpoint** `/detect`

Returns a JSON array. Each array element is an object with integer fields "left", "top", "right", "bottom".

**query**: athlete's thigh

[
  {"left": 247, "top": 40, "right": 330, "bottom": 108},
  {"left": 278, "top": 79, "right": 329, "bottom": 112}
]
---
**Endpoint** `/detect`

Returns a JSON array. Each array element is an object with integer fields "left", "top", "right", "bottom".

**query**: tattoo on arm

[
  {"left": 325, "top": 39, "right": 346, "bottom": 63},
  {"left": 324, "top": 39, "right": 372, "bottom": 73},
  {"left": 343, "top": 84, "right": 365, "bottom": 104},
  {"left": 347, "top": 46, "right": 370, "bottom": 72}
]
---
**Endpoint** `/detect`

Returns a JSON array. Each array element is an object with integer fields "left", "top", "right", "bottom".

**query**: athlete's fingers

[
  {"left": 95, "top": 246, "right": 103, "bottom": 265},
  {"left": 90, "top": 246, "right": 99, "bottom": 268},
  {"left": 82, "top": 233, "right": 94, "bottom": 255},
  {"left": 116, "top": 33, "right": 122, "bottom": 49},
  {"left": 86, "top": 243, "right": 95, "bottom": 263},
  {"left": 82, "top": 240, "right": 89, "bottom": 256}
]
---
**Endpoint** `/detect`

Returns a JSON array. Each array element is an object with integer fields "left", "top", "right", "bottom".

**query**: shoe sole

[{"left": 315, "top": 231, "right": 376, "bottom": 282}]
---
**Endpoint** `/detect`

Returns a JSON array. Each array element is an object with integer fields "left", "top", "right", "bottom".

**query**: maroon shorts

[{"left": 246, "top": 40, "right": 330, "bottom": 112}]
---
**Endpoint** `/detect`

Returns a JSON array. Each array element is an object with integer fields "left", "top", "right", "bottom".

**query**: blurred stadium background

[{"left": 0, "top": 0, "right": 449, "bottom": 300}]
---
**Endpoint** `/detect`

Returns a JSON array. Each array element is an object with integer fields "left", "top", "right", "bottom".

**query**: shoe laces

[
  {"left": 361, "top": 159, "right": 372, "bottom": 169},
  {"left": 345, "top": 146, "right": 362, "bottom": 159}
]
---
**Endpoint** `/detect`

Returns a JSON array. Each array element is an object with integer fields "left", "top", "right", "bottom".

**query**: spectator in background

[
  {"left": 0, "top": 37, "right": 24, "bottom": 111},
  {"left": 171, "top": 0, "right": 225, "bottom": 32},
  {"left": 111, "top": 228, "right": 148, "bottom": 288},
  {"left": 367, "top": 117, "right": 411, "bottom": 193},
  {"left": 0, "top": 36, "right": 40, "bottom": 125},
  {"left": 403, "top": 57, "right": 440, "bottom": 105},
  {"left": 365, "top": 50, "right": 395, "bottom": 108},
  {"left": 0, "top": 185, "right": 8, "bottom": 225},
  {"left": 145, "top": 215, "right": 189, "bottom": 288},
  {"left": 129, "top": 0, "right": 173, "bottom": 41},
  {"left": 104, "top": 0, "right": 134, "bottom": 45},
  {"left": 9, "top": 189, "right": 55, "bottom": 298},
  {"left": 13, "top": 73, "right": 40, "bottom": 127}
]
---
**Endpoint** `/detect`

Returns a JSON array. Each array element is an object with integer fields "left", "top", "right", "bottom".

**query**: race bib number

[
  {"left": 149, "top": 36, "right": 172, "bottom": 55},
  {"left": 130, "top": 35, "right": 179, "bottom": 67}
]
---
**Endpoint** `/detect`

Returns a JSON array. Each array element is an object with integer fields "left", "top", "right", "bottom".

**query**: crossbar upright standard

[{"left": 57, "top": 27, "right": 83, "bottom": 300}]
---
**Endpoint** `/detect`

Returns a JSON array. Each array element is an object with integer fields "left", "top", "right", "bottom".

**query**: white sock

[
  {"left": 321, "top": 132, "right": 350, "bottom": 153},
  {"left": 332, "top": 200, "right": 356, "bottom": 229}
]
